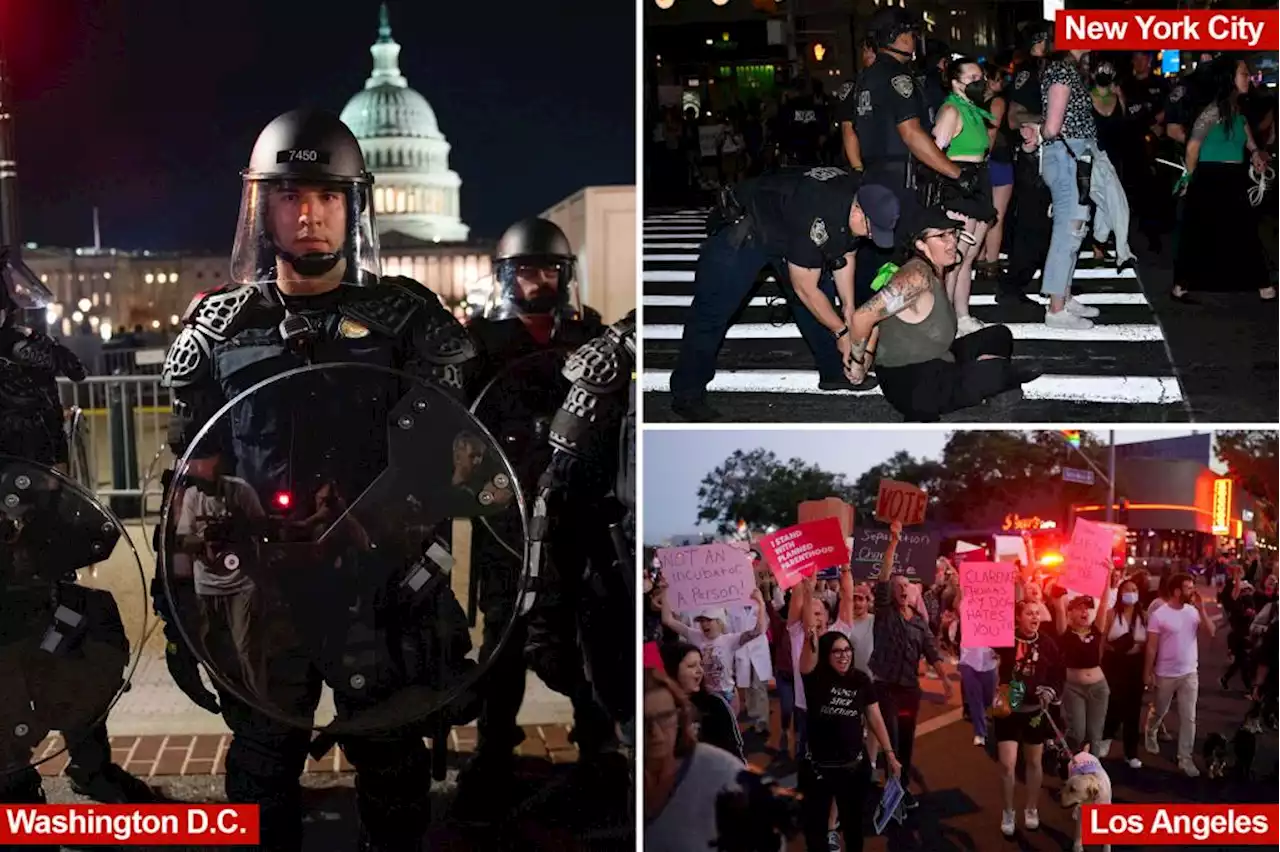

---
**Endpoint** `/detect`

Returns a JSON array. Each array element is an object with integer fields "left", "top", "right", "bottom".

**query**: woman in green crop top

[
  {"left": 1173, "top": 55, "right": 1273, "bottom": 302},
  {"left": 931, "top": 57, "right": 1000, "bottom": 337}
]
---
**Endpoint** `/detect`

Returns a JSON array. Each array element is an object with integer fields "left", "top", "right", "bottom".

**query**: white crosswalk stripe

[{"left": 641, "top": 208, "right": 1187, "bottom": 419}]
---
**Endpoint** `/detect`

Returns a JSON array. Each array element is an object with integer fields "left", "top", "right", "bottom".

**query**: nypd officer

[
  {"left": 456, "top": 217, "right": 603, "bottom": 810},
  {"left": 848, "top": 8, "right": 968, "bottom": 305},
  {"left": 156, "top": 108, "right": 479, "bottom": 852},
  {"left": 668, "top": 168, "right": 901, "bottom": 422}
]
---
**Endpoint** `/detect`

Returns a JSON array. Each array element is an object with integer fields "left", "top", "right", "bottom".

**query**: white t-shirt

[
  {"left": 1147, "top": 603, "right": 1201, "bottom": 678},
  {"left": 847, "top": 615, "right": 875, "bottom": 677},
  {"left": 175, "top": 477, "right": 264, "bottom": 596},
  {"left": 960, "top": 646, "right": 999, "bottom": 671},
  {"left": 671, "top": 621, "right": 749, "bottom": 696},
  {"left": 1107, "top": 608, "right": 1148, "bottom": 651},
  {"left": 788, "top": 618, "right": 854, "bottom": 711}
]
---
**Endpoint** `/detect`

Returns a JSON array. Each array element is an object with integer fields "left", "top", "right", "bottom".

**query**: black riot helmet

[
  {"left": 868, "top": 8, "right": 923, "bottom": 59},
  {"left": 491, "top": 217, "right": 576, "bottom": 318},
  {"left": 1021, "top": 21, "right": 1054, "bottom": 55},
  {"left": 229, "top": 109, "right": 381, "bottom": 295}
]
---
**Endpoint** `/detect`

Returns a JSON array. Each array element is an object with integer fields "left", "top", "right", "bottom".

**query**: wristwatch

[{"left": 834, "top": 325, "right": 850, "bottom": 340}]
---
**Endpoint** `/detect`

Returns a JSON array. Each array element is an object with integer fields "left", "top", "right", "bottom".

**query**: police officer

[
  {"left": 155, "top": 108, "right": 480, "bottom": 852},
  {"left": 668, "top": 169, "right": 901, "bottom": 422},
  {"left": 522, "top": 311, "right": 635, "bottom": 824},
  {"left": 1120, "top": 52, "right": 1170, "bottom": 250},
  {"left": 848, "top": 8, "right": 967, "bottom": 305},
  {"left": 0, "top": 252, "right": 154, "bottom": 806},
  {"left": 779, "top": 79, "right": 829, "bottom": 167},
  {"left": 455, "top": 217, "right": 603, "bottom": 810},
  {"left": 996, "top": 22, "right": 1054, "bottom": 305}
]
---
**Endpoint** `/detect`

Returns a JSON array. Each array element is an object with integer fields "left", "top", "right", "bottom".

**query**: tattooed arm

[{"left": 844, "top": 260, "right": 936, "bottom": 382}]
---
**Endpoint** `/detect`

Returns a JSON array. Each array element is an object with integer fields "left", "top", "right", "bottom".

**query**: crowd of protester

[{"left": 643, "top": 526, "right": 1277, "bottom": 851}]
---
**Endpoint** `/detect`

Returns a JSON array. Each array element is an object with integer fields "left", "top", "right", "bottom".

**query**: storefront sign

[{"left": 1212, "top": 478, "right": 1232, "bottom": 535}]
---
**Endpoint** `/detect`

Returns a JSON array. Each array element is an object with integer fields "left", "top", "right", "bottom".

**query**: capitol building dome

[{"left": 340, "top": 4, "right": 469, "bottom": 243}]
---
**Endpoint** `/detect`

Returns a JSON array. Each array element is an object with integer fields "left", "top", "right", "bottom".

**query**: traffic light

[
  {"left": 813, "top": 42, "right": 827, "bottom": 61},
  {"left": 1062, "top": 430, "right": 1081, "bottom": 448}
]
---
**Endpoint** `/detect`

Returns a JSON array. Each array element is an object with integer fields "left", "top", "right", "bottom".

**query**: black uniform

[
  {"left": 831, "top": 80, "right": 858, "bottom": 170},
  {"left": 669, "top": 167, "right": 863, "bottom": 412},
  {"left": 850, "top": 52, "right": 931, "bottom": 303},
  {"left": 1120, "top": 72, "right": 1170, "bottom": 244},
  {"left": 998, "top": 57, "right": 1052, "bottom": 304},
  {"left": 781, "top": 93, "right": 828, "bottom": 167}
]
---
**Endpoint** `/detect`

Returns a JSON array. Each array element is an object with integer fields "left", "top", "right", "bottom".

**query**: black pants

[
  {"left": 876, "top": 325, "right": 1017, "bottom": 421},
  {"left": 0, "top": 722, "right": 113, "bottom": 802},
  {"left": 874, "top": 682, "right": 922, "bottom": 789},
  {"left": 1101, "top": 651, "right": 1145, "bottom": 761},
  {"left": 998, "top": 152, "right": 1053, "bottom": 299},
  {"left": 799, "top": 758, "right": 872, "bottom": 852},
  {"left": 1223, "top": 629, "right": 1256, "bottom": 689}
]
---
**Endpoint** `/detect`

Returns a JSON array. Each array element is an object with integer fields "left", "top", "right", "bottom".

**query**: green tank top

[
  {"left": 942, "top": 94, "right": 994, "bottom": 159},
  {"left": 1200, "top": 114, "right": 1248, "bottom": 164}
]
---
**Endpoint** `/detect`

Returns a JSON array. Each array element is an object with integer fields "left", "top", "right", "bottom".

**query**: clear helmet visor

[
  {"left": 3, "top": 264, "right": 54, "bottom": 310},
  {"left": 489, "top": 257, "right": 579, "bottom": 319},
  {"left": 229, "top": 178, "right": 381, "bottom": 288}
]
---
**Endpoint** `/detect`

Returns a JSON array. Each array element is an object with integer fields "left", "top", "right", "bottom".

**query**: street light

[
  {"left": 654, "top": 0, "right": 674, "bottom": 8},
  {"left": 713, "top": 0, "right": 730, "bottom": 5}
]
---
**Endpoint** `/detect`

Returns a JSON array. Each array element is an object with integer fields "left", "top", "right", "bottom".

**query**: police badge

[
  {"left": 835, "top": 81, "right": 854, "bottom": 100},
  {"left": 810, "top": 218, "right": 829, "bottom": 247},
  {"left": 1015, "top": 70, "right": 1030, "bottom": 89},
  {"left": 338, "top": 318, "right": 370, "bottom": 339},
  {"left": 891, "top": 75, "right": 914, "bottom": 98}
]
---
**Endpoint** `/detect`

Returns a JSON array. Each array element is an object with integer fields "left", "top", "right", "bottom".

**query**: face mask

[
  {"left": 1095, "top": 73, "right": 1113, "bottom": 87},
  {"left": 1120, "top": 592, "right": 1138, "bottom": 606},
  {"left": 964, "top": 81, "right": 987, "bottom": 102}
]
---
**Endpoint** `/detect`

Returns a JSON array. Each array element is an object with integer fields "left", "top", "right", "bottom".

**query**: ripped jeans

[{"left": 1040, "top": 138, "right": 1095, "bottom": 298}]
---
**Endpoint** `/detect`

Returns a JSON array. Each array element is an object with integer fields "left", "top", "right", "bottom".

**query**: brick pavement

[{"left": 32, "top": 724, "right": 578, "bottom": 780}]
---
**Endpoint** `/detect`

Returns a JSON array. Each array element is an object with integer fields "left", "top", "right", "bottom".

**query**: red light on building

[
  {"left": 1212, "top": 478, "right": 1231, "bottom": 535},
  {"left": 274, "top": 492, "right": 292, "bottom": 509}
]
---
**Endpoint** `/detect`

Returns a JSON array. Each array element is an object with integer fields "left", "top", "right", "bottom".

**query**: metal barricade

[{"left": 56, "top": 375, "right": 174, "bottom": 521}]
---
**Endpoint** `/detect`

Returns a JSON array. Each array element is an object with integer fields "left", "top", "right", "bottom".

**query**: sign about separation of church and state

[
  {"left": 850, "top": 527, "right": 940, "bottom": 585},
  {"left": 657, "top": 543, "right": 755, "bottom": 611},
  {"left": 959, "top": 561, "right": 1016, "bottom": 648},
  {"left": 758, "top": 517, "right": 850, "bottom": 590}
]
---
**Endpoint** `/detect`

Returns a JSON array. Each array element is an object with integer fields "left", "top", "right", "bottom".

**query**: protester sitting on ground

[
  {"left": 994, "top": 600, "right": 1066, "bottom": 838},
  {"left": 660, "top": 642, "right": 747, "bottom": 763},
  {"left": 660, "top": 587, "right": 767, "bottom": 712},
  {"left": 796, "top": 630, "right": 901, "bottom": 852},
  {"left": 843, "top": 207, "right": 1039, "bottom": 422},
  {"left": 643, "top": 669, "right": 746, "bottom": 852}
]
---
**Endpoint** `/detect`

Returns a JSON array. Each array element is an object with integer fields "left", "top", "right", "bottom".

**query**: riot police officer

[
  {"left": 455, "top": 217, "right": 604, "bottom": 810},
  {"left": 848, "top": 7, "right": 966, "bottom": 305},
  {"left": 521, "top": 311, "right": 635, "bottom": 825},
  {"left": 0, "top": 253, "right": 153, "bottom": 807},
  {"left": 155, "top": 108, "right": 481, "bottom": 852}
]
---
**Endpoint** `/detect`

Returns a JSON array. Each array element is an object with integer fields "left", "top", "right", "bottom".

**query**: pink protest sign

[
  {"left": 959, "top": 561, "right": 1016, "bottom": 648},
  {"left": 657, "top": 543, "right": 755, "bottom": 611},
  {"left": 1064, "top": 518, "right": 1114, "bottom": 599},
  {"left": 643, "top": 642, "right": 662, "bottom": 670},
  {"left": 757, "top": 517, "right": 850, "bottom": 590}
]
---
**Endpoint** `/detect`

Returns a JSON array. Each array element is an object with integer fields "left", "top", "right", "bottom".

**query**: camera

[{"left": 713, "top": 768, "right": 803, "bottom": 852}]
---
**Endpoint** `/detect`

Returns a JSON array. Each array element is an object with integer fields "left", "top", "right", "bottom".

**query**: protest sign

[
  {"left": 874, "top": 479, "right": 929, "bottom": 526},
  {"left": 657, "top": 543, "right": 755, "bottom": 611},
  {"left": 643, "top": 642, "right": 662, "bottom": 670},
  {"left": 757, "top": 517, "right": 849, "bottom": 590},
  {"left": 959, "top": 561, "right": 1016, "bottom": 648},
  {"left": 1064, "top": 518, "right": 1114, "bottom": 598},
  {"left": 849, "top": 527, "right": 940, "bottom": 585},
  {"left": 798, "top": 497, "right": 855, "bottom": 537}
]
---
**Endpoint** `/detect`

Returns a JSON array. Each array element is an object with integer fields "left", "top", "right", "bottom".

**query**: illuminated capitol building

[{"left": 28, "top": 5, "right": 493, "bottom": 338}]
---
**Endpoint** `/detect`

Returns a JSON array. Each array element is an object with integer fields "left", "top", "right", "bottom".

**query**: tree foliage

[
  {"left": 695, "top": 449, "right": 855, "bottom": 534},
  {"left": 1216, "top": 430, "right": 1277, "bottom": 536}
]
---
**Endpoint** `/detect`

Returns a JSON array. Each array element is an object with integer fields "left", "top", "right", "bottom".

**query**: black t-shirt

[
  {"left": 1164, "top": 66, "right": 1215, "bottom": 132},
  {"left": 801, "top": 666, "right": 875, "bottom": 764},
  {"left": 852, "top": 53, "right": 928, "bottom": 165},
  {"left": 1058, "top": 625, "right": 1105, "bottom": 669},
  {"left": 739, "top": 166, "right": 863, "bottom": 269},
  {"left": 1121, "top": 73, "right": 1169, "bottom": 130}
]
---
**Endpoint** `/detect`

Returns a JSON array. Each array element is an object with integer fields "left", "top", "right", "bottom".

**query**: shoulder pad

[
  {"left": 183, "top": 285, "right": 260, "bottom": 343},
  {"left": 161, "top": 326, "right": 212, "bottom": 389},
  {"left": 414, "top": 305, "right": 476, "bottom": 366},
  {"left": 340, "top": 275, "right": 442, "bottom": 338},
  {"left": 563, "top": 325, "right": 630, "bottom": 394}
]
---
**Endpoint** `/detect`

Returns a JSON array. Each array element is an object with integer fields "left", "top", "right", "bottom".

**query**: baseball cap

[
  {"left": 694, "top": 607, "right": 728, "bottom": 623},
  {"left": 855, "top": 184, "right": 900, "bottom": 249},
  {"left": 906, "top": 206, "right": 964, "bottom": 239}
]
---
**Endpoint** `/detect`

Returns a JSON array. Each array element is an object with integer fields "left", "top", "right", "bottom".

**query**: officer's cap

[{"left": 855, "top": 185, "right": 900, "bottom": 250}]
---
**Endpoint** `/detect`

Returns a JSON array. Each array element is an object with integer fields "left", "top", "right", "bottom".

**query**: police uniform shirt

[
  {"left": 852, "top": 54, "right": 928, "bottom": 165},
  {"left": 1164, "top": 66, "right": 1213, "bottom": 131},
  {"left": 1121, "top": 74, "right": 1169, "bottom": 129},
  {"left": 832, "top": 80, "right": 857, "bottom": 126},
  {"left": 741, "top": 167, "right": 863, "bottom": 269},
  {"left": 1010, "top": 60, "right": 1044, "bottom": 119}
]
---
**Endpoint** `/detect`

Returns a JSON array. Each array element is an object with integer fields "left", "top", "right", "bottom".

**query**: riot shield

[
  {"left": 0, "top": 456, "right": 145, "bottom": 781},
  {"left": 158, "top": 363, "right": 529, "bottom": 736},
  {"left": 469, "top": 348, "right": 572, "bottom": 561}
]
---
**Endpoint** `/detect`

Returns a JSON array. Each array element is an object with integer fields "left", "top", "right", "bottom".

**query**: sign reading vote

[
  {"left": 1064, "top": 518, "right": 1115, "bottom": 599},
  {"left": 874, "top": 479, "right": 928, "bottom": 526},
  {"left": 959, "top": 561, "right": 1016, "bottom": 648},
  {"left": 658, "top": 543, "right": 755, "bottom": 611},
  {"left": 758, "top": 517, "right": 850, "bottom": 590}
]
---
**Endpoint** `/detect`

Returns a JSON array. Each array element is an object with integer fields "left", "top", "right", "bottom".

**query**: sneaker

[
  {"left": 1179, "top": 758, "right": 1200, "bottom": 778},
  {"left": 1044, "top": 308, "right": 1094, "bottom": 329},
  {"left": 1097, "top": 739, "right": 1113, "bottom": 758},
  {"left": 1127, "top": 758, "right": 1143, "bottom": 769},
  {"left": 827, "top": 829, "right": 841, "bottom": 852},
  {"left": 956, "top": 314, "right": 987, "bottom": 337},
  {"left": 1144, "top": 728, "right": 1160, "bottom": 754},
  {"left": 1065, "top": 297, "right": 1100, "bottom": 318},
  {"left": 1001, "top": 809, "right": 1016, "bottom": 837},
  {"left": 671, "top": 398, "right": 722, "bottom": 422},
  {"left": 974, "top": 735, "right": 986, "bottom": 747},
  {"left": 1024, "top": 808, "right": 1040, "bottom": 831}
]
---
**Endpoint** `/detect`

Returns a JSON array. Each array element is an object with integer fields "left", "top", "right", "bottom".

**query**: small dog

[
  {"left": 1059, "top": 749, "right": 1113, "bottom": 852},
  {"left": 1203, "top": 729, "right": 1258, "bottom": 780}
]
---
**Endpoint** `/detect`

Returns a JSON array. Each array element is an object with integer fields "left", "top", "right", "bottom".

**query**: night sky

[{"left": 0, "top": 0, "right": 635, "bottom": 252}]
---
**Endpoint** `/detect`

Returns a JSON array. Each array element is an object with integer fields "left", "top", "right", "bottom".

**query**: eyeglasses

[{"left": 830, "top": 647, "right": 854, "bottom": 657}]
